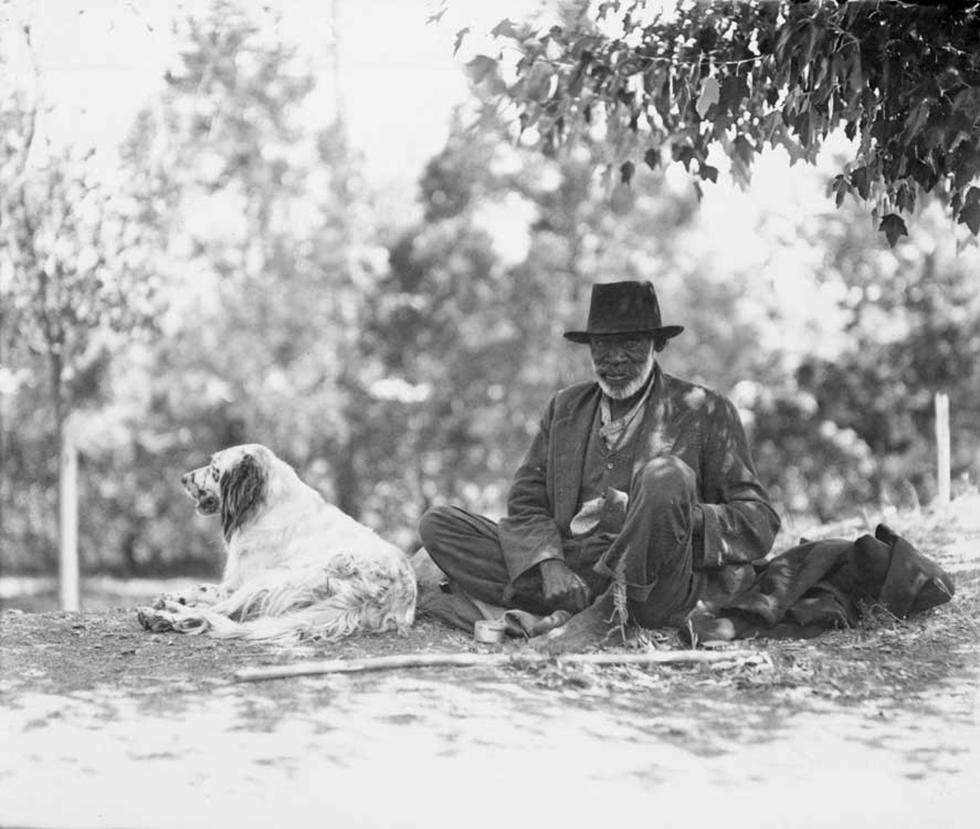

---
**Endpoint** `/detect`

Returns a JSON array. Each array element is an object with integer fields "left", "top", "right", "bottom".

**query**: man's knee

[
  {"left": 633, "top": 456, "right": 697, "bottom": 502},
  {"left": 417, "top": 505, "right": 456, "bottom": 552},
  {"left": 416, "top": 506, "right": 510, "bottom": 605}
]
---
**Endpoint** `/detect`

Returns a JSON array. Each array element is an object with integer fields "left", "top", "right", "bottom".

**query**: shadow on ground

[{"left": 1, "top": 602, "right": 977, "bottom": 829}]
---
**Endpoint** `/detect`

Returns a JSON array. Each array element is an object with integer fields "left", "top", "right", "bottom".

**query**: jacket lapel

[
  {"left": 551, "top": 386, "right": 600, "bottom": 529},
  {"left": 631, "top": 365, "right": 673, "bottom": 478}
]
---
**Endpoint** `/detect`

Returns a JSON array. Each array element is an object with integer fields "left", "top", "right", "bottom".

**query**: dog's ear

[{"left": 220, "top": 452, "right": 267, "bottom": 541}]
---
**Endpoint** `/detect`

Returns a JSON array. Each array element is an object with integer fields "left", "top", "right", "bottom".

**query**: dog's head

[{"left": 181, "top": 444, "right": 271, "bottom": 540}]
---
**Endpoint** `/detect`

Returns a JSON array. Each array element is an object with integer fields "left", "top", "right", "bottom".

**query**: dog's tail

[{"left": 143, "top": 564, "right": 418, "bottom": 641}]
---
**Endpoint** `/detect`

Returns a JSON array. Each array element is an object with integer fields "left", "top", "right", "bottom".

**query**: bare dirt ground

[{"left": 2, "top": 497, "right": 979, "bottom": 829}]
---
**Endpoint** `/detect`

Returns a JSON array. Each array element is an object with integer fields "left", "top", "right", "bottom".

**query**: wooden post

[
  {"left": 935, "top": 392, "right": 951, "bottom": 508},
  {"left": 59, "top": 414, "right": 80, "bottom": 611}
]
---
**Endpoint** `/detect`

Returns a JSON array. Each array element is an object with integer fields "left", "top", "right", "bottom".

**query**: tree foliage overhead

[{"left": 479, "top": 0, "right": 980, "bottom": 245}]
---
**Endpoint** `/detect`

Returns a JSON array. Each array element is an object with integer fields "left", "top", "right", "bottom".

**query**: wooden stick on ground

[{"left": 235, "top": 649, "right": 753, "bottom": 682}]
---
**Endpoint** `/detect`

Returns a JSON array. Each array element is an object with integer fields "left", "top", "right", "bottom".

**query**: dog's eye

[{"left": 211, "top": 467, "right": 219, "bottom": 481}]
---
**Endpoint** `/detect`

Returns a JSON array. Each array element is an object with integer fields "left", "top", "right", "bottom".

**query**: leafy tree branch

[{"left": 479, "top": 0, "right": 980, "bottom": 245}]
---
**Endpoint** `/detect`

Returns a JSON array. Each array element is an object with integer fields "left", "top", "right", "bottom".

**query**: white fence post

[
  {"left": 59, "top": 414, "right": 80, "bottom": 611},
  {"left": 935, "top": 392, "right": 951, "bottom": 508}
]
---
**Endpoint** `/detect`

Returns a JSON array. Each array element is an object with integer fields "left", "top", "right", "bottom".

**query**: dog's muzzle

[{"left": 181, "top": 472, "right": 220, "bottom": 515}]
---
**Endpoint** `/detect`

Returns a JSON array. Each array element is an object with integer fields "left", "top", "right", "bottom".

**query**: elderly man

[{"left": 418, "top": 280, "right": 781, "bottom": 651}]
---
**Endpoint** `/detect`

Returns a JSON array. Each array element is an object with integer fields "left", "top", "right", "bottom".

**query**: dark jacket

[
  {"left": 498, "top": 366, "right": 781, "bottom": 599},
  {"left": 692, "top": 524, "right": 956, "bottom": 640}
]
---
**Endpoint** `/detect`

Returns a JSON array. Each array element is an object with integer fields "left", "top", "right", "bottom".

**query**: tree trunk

[
  {"left": 935, "top": 392, "right": 951, "bottom": 507},
  {"left": 58, "top": 412, "right": 80, "bottom": 611},
  {"left": 51, "top": 347, "right": 79, "bottom": 612}
]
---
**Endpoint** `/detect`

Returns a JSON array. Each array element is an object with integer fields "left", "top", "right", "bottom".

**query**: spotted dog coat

[{"left": 137, "top": 444, "right": 417, "bottom": 640}]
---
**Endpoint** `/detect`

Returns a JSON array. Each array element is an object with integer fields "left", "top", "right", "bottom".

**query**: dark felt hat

[{"left": 563, "top": 281, "right": 684, "bottom": 344}]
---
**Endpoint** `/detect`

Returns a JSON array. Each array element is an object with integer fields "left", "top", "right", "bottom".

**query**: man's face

[{"left": 589, "top": 334, "right": 655, "bottom": 400}]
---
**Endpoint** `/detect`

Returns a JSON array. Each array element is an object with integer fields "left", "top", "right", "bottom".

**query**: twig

[{"left": 235, "top": 649, "right": 753, "bottom": 682}]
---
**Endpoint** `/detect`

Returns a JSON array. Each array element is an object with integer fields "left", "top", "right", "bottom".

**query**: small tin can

[{"left": 473, "top": 619, "right": 507, "bottom": 644}]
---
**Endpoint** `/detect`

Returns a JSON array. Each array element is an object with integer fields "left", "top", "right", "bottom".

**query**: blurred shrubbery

[{"left": 2, "top": 3, "right": 979, "bottom": 577}]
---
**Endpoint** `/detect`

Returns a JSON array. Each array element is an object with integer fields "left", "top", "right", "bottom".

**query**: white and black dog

[{"left": 137, "top": 444, "right": 417, "bottom": 641}]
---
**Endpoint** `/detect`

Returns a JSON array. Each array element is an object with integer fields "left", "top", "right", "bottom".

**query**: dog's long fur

[{"left": 137, "top": 444, "right": 417, "bottom": 641}]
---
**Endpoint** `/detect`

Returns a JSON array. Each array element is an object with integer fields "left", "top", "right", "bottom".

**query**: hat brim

[{"left": 563, "top": 325, "right": 685, "bottom": 344}]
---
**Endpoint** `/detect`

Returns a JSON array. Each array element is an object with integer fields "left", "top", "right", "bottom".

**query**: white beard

[{"left": 593, "top": 348, "right": 656, "bottom": 401}]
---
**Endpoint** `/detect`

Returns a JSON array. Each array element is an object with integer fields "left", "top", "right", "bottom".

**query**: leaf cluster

[{"left": 481, "top": 0, "right": 980, "bottom": 245}]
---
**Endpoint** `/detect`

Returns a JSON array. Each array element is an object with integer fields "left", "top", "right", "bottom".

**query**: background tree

[
  {"left": 0, "top": 22, "right": 160, "bottom": 605},
  {"left": 478, "top": 0, "right": 980, "bottom": 245},
  {"left": 792, "top": 204, "right": 980, "bottom": 511},
  {"left": 86, "top": 0, "right": 387, "bottom": 573}
]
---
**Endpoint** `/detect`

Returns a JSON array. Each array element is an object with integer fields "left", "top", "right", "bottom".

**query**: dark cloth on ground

[{"left": 690, "top": 524, "right": 956, "bottom": 641}]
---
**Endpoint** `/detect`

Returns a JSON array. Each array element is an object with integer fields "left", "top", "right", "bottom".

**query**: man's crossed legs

[{"left": 418, "top": 456, "right": 704, "bottom": 652}]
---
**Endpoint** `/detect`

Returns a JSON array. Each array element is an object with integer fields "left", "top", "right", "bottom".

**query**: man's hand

[{"left": 538, "top": 559, "right": 592, "bottom": 614}]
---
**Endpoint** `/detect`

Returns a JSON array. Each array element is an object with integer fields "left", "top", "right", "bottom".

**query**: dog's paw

[
  {"left": 137, "top": 604, "right": 211, "bottom": 635},
  {"left": 137, "top": 606, "right": 177, "bottom": 633}
]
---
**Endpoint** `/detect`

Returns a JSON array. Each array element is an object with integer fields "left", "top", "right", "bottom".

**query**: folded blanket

[{"left": 690, "top": 524, "right": 956, "bottom": 641}]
